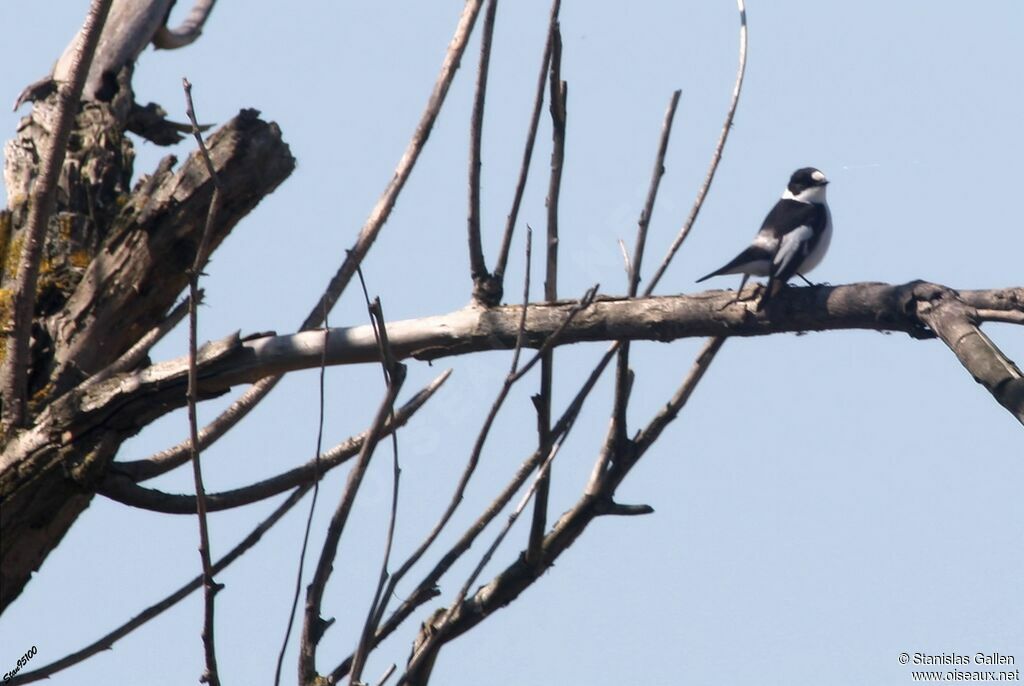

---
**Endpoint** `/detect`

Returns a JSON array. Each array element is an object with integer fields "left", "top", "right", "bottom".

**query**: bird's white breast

[{"left": 800, "top": 204, "right": 832, "bottom": 274}]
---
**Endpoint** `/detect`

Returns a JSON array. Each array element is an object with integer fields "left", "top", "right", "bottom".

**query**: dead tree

[{"left": 1, "top": 1, "right": 1021, "bottom": 685}]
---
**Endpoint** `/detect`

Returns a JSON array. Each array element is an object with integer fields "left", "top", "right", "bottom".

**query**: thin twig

[
  {"left": 128, "top": 0, "right": 486, "bottom": 481},
  {"left": 370, "top": 281, "right": 591, "bottom": 632},
  {"left": 401, "top": 331, "right": 722, "bottom": 678},
  {"left": 183, "top": 76, "right": 223, "bottom": 686},
  {"left": 8, "top": 486, "right": 311, "bottom": 686},
  {"left": 401, "top": 385, "right": 581, "bottom": 685},
  {"left": 302, "top": 0, "right": 484, "bottom": 331},
  {"left": 350, "top": 281, "right": 404, "bottom": 684},
  {"left": 299, "top": 367, "right": 407, "bottom": 685},
  {"left": 367, "top": 230, "right": 536, "bottom": 608},
  {"left": 274, "top": 306, "right": 330, "bottom": 686},
  {"left": 633, "top": 336, "right": 726, "bottom": 455},
  {"left": 643, "top": 0, "right": 748, "bottom": 297},
  {"left": 493, "top": 0, "right": 562, "bottom": 285},
  {"left": 100, "top": 372, "right": 451, "bottom": 514},
  {"left": 467, "top": 0, "right": 499, "bottom": 303},
  {"left": 404, "top": 338, "right": 727, "bottom": 683},
  {"left": 1, "top": 0, "right": 113, "bottom": 431},
  {"left": 605, "top": 89, "right": 682, "bottom": 486},
  {"left": 529, "top": 22, "right": 566, "bottom": 563},
  {"left": 376, "top": 663, "right": 398, "bottom": 686},
  {"left": 629, "top": 90, "right": 682, "bottom": 297},
  {"left": 122, "top": 383, "right": 269, "bottom": 480},
  {"left": 329, "top": 298, "right": 605, "bottom": 683}
]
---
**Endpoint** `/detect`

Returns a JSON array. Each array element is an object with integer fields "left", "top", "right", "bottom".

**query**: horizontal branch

[
  {"left": 3, "top": 281, "right": 1020, "bottom": 608},
  {"left": 22, "top": 282, "right": 1024, "bottom": 447}
]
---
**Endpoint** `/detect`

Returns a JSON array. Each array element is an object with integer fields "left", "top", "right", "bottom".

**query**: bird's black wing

[
  {"left": 757, "top": 199, "right": 822, "bottom": 242},
  {"left": 757, "top": 201, "right": 828, "bottom": 309},
  {"left": 765, "top": 202, "right": 827, "bottom": 281}
]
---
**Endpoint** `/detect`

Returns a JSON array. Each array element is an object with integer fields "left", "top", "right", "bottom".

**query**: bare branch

[
  {"left": 302, "top": 1, "right": 484, "bottom": 332},
  {"left": 366, "top": 233, "right": 538, "bottom": 602},
  {"left": 347, "top": 279, "right": 596, "bottom": 679},
  {"left": 634, "top": 336, "right": 726, "bottom": 455},
  {"left": 351, "top": 290, "right": 406, "bottom": 685},
  {"left": 605, "top": 89, "right": 682, "bottom": 485},
  {"left": 182, "top": 75, "right": 223, "bottom": 686},
  {"left": 28, "top": 282, "right": 1024, "bottom": 451},
  {"left": 299, "top": 367, "right": 407, "bottom": 685},
  {"left": 529, "top": 24, "right": 567, "bottom": 562},
  {"left": 913, "top": 285, "right": 1024, "bottom": 426},
  {"left": 2, "top": 0, "right": 114, "bottom": 430},
  {"left": 7, "top": 485, "right": 311, "bottom": 686},
  {"left": 275, "top": 306, "right": 329, "bottom": 686},
  {"left": 644, "top": 0, "right": 748, "bottom": 296},
  {"left": 629, "top": 90, "right": 682, "bottom": 297},
  {"left": 98, "top": 371, "right": 451, "bottom": 514},
  {"left": 493, "top": 0, "right": 563, "bottom": 286},
  {"left": 142, "top": 0, "right": 486, "bottom": 486},
  {"left": 402, "top": 431, "right": 568, "bottom": 684},
  {"left": 123, "top": 381, "right": 271, "bottom": 481},
  {"left": 401, "top": 328, "right": 720, "bottom": 683},
  {"left": 467, "top": 0, "right": 499, "bottom": 304},
  {"left": 331, "top": 359, "right": 610, "bottom": 684},
  {"left": 153, "top": 0, "right": 218, "bottom": 49}
]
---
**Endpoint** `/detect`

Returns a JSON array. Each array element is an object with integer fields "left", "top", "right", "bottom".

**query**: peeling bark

[{"left": 2, "top": 93, "right": 293, "bottom": 612}]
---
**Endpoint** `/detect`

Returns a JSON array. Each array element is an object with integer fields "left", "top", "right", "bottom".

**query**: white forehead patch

[{"left": 811, "top": 169, "right": 826, "bottom": 182}]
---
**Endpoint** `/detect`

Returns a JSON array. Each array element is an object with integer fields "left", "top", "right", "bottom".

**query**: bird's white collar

[{"left": 782, "top": 184, "right": 828, "bottom": 204}]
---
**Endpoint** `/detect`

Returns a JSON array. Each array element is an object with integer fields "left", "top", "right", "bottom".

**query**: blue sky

[{"left": 1, "top": 2, "right": 1022, "bottom": 685}]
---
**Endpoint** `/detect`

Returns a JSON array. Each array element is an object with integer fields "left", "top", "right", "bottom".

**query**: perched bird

[{"left": 697, "top": 167, "right": 833, "bottom": 309}]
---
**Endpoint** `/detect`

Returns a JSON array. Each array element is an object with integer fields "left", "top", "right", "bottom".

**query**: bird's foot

[
  {"left": 795, "top": 273, "right": 830, "bottom": 288},
  {"left": 717, "top": 284, "right": 761, "bottom": 311}
]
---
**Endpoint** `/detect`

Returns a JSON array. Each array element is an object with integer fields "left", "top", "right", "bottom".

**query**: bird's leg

[
  {"left": 717, "top": 274, "right": 754, "bottom": 310},
  {"left": 736, "top": 273, "right": 751, "bottom": 299}
]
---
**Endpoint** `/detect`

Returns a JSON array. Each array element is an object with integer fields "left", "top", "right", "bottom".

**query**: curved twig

[
  {"left": 643, "top": 0, "right": 748, "bottom": 297},
  {"left": 153, "top": 0, "right": 218, "bottom": 49},
  {"left": 493, "top": 0, "right": 563, "bottom": 286},
  {"left": 99, "top": 371, "right": 452, "bottom": 513}
]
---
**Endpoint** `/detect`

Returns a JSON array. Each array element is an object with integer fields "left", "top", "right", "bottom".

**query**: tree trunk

[{"left": 1, "top": 69, "right": 294, "bottom": 611}]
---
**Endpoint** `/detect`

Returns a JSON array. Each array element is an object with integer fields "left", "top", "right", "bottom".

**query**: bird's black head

[{"left": 788, "top": 167, "right": 829, "bottom": 195}]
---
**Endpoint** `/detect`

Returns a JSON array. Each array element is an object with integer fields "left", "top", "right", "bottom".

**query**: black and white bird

[{"left": 697, "top": 167, "right": 833, "bottom": 309}]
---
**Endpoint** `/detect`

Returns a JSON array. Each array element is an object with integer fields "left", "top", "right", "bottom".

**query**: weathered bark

[
  {"left": 0, "top": 105, "right": 294, "bottom": 608},
  {"left": 2, "top": 79, "right": 293, "bottom": 613}
]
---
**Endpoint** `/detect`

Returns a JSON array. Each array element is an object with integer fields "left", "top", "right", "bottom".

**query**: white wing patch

[{"left": 772, "top": 225, "right": 814, "bottom": 276}]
